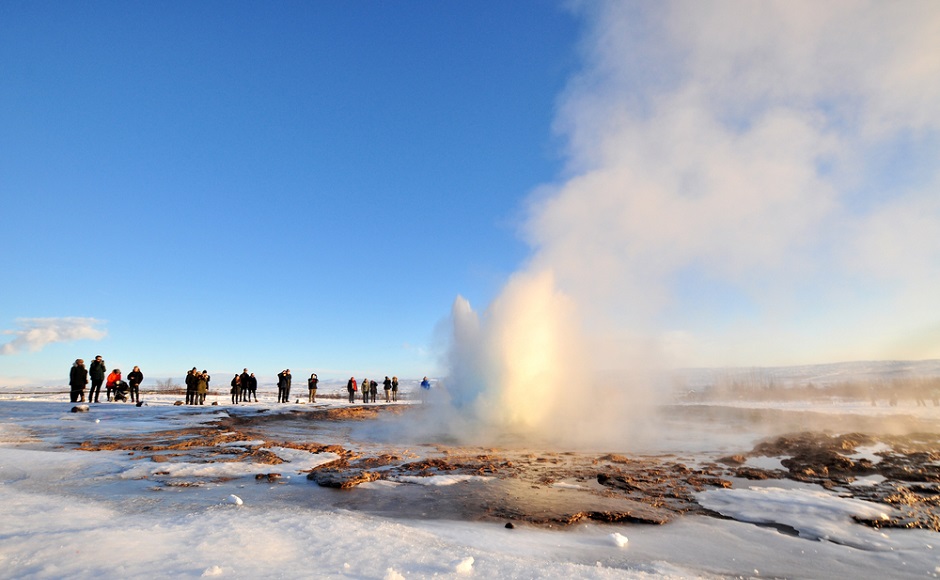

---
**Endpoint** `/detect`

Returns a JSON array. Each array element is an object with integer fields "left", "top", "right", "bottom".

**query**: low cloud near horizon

[{"left": 0, "top": 317, "right": 107, "bottom": 355}]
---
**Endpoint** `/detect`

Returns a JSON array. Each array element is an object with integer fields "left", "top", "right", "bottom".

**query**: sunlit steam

[
  {"left": 447, "top": 271, "right": 585, "bottom": 434},
  {"left": 436, "top": 1, "right": 940, "bottom": 447}
]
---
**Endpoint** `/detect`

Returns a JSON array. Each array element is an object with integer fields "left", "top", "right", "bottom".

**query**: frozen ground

[{"left": 0, "top": 389, "right": 938, "bottom": 579}]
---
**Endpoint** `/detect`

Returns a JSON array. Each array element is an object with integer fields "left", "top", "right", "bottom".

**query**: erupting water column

[{"left": 446, "top": 269, "right": 589, "bottom": 443}]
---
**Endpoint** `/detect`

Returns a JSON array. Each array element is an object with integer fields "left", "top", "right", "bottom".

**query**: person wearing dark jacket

[
  {"left": 347, "top": 377, "right": 357, "bottom": 403},
  {"left": 239, "top": 369, "right": 250, "bottom": 402},
  {"left": 277, "top": 369, "right": 292, "bottom": 403},
  {"left": 391, "top": 376, "right": 399, "bottom": 402},
  {"left": 89, "top": 355, "right": 106, "bottom": 403},
  {"left": 230, "top": 374, "right": 241, "bottom": 405},
  {"left": 107, "top": 369, "right": 127, "bottom": 402},
  {"left": 248, "top": 373, "right": 258, "bottom": 402},
  {"left": 383, "top": 376, "right": 392, "bottom": 402},
  {"left": 127, "top": 366, "right": 143, "bottom": 403},
  {"left": 370, "top": 379, "right": 378, "bottom": 403},
  {"left": 69, "top": 359, "right": 88, "bottom": 403},
  {"left": 185, "top": 367, "right": 197, "bottom": 405},
  {"left": 307, "top": 373, "right": 318, "bottom": 403}
]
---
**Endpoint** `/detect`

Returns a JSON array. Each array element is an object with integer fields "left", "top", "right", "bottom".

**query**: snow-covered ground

[{"left": 0, "top": 390, "right": 938, "bottom": 579}]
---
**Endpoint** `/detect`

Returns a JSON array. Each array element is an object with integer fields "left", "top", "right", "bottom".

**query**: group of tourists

[
  {"left": 68, "top": 356, "right": 143, "bottom": 404},
  {"left": 344, "top": 376, "right": 402, "bottom": 403},
  {"left": 70, "top": 356, "right": 426, "bottom": 405},
  {"left": 227, "top": 369, "right": 260, "bottom": 404}
]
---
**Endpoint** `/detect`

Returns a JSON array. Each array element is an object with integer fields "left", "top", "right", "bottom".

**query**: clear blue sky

[
  {"left": 3, "top": 2, "right": 939, "bottom": 388},
  {"left": 0, "top": 1, "right": 579, "bottom": 385}
]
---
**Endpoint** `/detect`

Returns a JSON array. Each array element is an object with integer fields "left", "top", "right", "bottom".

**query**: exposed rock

[
  {"left": 308, "top": 469, "right": 381, "bottom": 489},
  {"left": 597, "top": 454, "right": 632, "bottom": 464},
  {"left": 733, "top": 467, "right": 786, "bottom": 480}
]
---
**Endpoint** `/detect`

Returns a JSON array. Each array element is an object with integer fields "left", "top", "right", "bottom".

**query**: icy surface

[
  {"left": 394, "top": 474, "right": 492, "bottom": 486},
  {"left": 697, "top": 487, "right": 895, "bottom": 550},
  {"left": 0, "top": 392, "right": 938, "bottom": 579}
]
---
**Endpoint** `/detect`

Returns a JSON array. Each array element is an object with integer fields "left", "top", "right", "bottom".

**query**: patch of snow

[
  {"left": 697, "top": 487, "right": 895, "bottom": 550},
  {"left": 611, "top": 532, "right": 629, "bottom": 548},
  {"left": 849, "top": 474, "right": 887, "bottom": 487},
  {"left": 120, "top": 448, "right": 340, "bottom": 479},
  {"left": 454, "top": 556, "right": 474, "bottom": 574},
  {"left": 359, "top": 479, "right": 402, "bottom": 489},
  {"left": 220, "top": 440, "right": 266, "bottom": 448},
  {"left": 850, "top": 442, "right": 891, "bottom": 464},
  {"left": 744, "top": 456, "right": 786, "bottom": 471},
  {"left": 552, "top": 481, "right": 587, "bottom": 490},
  {"left": 394, "top": 474, "right": 492, "bottom": 486}
]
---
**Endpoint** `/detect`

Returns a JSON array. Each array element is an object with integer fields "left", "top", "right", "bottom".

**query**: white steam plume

[
  {"left": 1, "top": 317, "right": 107, "bottom": 355},
  {"left": 439, "top": 1, "right": 940, "bottom": 447}
]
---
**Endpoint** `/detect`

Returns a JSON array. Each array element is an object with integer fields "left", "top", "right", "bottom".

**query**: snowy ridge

[{"left": 675, "top": 359, "right": 940, "bottom": 390}]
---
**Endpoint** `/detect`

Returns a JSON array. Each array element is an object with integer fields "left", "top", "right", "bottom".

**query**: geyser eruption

[
  {"left": 441, "top": 270, "right": 663, "bottom": 448},
  {"left": 446, "top": 271, "right": 583, "bottom": 436},
  {"left": 437, "top": 1, "right": 940, "bottom": 447}
]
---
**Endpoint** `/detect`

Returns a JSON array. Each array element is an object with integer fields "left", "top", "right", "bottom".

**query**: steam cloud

[
  {"left": 1, "top": 317, "right": 107, "bottom": 355},
  {"left": 437, "top": 1, "right": 940, "bottom": 448}
]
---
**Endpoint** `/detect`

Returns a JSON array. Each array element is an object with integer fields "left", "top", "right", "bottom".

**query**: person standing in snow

[
  {"left": 361, "top": 377, "right": 370, "bottom": 403},
  {"left": 196, "top": 371, "right": 208, "bottom": 404},
  {"left": 230, "top": 373, "right": 241, "bottom": 405},
  {"left": 248, "top": 373, "right": 258, "bottom": 402},
  {"left": 69, "top": 359, "right": 88, "bottom": 403},
  {"left": 127, "top": 366, "right": 143, "bottom": 403},
  {"left": 89, "top": 355, "right": 106, "bottom": 403},
  {"left": 277, "top": 369, "right": 292, "bottom": 403},
  {"left": 185, "top": 367, "right": 197, "bottom": 405},
  {"left": 239, "top": 369, "right": 251, "bottom": 402},
  {"left": 383, "top": 376, "right": 392, "bottom": 402},
  {"left": 420, "top": 376, "right": 431, "bottom": 404},
  {"left": 308, "top": 373, "right": 318, "bottom": 403},
  {"left": 391, "top": 376, "right": 399, "bottom": 402},
  {"left": 347, "top": 377, "right": 357, "bottom": 403}
]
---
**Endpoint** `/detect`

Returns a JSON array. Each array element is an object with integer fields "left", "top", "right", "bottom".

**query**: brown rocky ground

[
  {"left": 71, "top": 405, "right": 939, "bottom": 530},
  {"left": 720, "top": 431, "right": 940, "bottom": 531}
]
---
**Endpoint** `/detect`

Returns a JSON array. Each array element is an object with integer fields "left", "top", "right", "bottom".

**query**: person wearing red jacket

[{"left": 106, "top": 369, "right": 121, "bottom": 401}]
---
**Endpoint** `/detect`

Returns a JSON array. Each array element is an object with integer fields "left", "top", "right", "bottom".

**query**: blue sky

[
  {"left": 0, "top": 2, "right": 579, "bottom": 385},
  {"left": 3, "top": 2, "right": 940, "bottom": 389}
]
